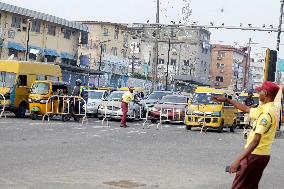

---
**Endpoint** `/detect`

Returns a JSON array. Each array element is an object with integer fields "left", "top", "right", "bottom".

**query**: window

[
  {"left": 18, "top": 75, "right": 27, "bottom": 86},
  {"left": 111, "top": 47, "right": 118, "bottom": 56},
  {"left": 49, "top": 76, "right": 59, "bottom": 81},
  {"left": 64, "top": 29, "right": 72, "bottom": 39},
  {"left": 37, "top": 75, "right": 46, "bottom": 80},
  {"left": 122, "top": 50, "right": 127, "bottom": 58},
  {"left": 217, "top": 51, "right": 226, "bottom": 59},
  {"left": 31, "top": 20, "right": 41, "bottom": 33},
  {"left": 103, "top": 27, "right": 108, "bottom": 36},
  {"left": 217, "top": 63, "right": 224, "bottom": 69},
  {"left": 48, "top": 25, "right": 56, "bottom": 36},
  {"left": 184, "top": 60, "right": 189, "bottom": 66},
  {"left": 114, "top": 25, "right": 119, "bottom": 39},
  {"left": 101, "top": 44, "right": 107, "bottom": 53},
  {"left": 171, "top": 59, "right": 176, "bottom": 66},
  {"left": 216, "top": 76, "right": 223, "bottom": 82},
  {"left": 8, "top": 49, "right": 18, "bottom": 57},
  {"left": 11, "top": 16, "right": 21, "bottom": 28},
  {"left": 159, "top": 58, "right": 164, "bottom": 64}
]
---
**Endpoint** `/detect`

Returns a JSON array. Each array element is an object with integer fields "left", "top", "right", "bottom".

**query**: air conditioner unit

[
  {"left": 215, "top": 82, "right": 219, "bottom": 86},
  {"left": 220, "top": 69, "right": 224, "bottom": 73},
  {"left": 217, "top": 56, "right": 222, "bottom": 60},
  {"left": 61, "top": 28, "right": 66, "bottom": 33}
]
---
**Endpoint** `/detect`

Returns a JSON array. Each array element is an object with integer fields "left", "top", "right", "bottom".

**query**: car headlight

[
  {"left": 151, "top": 107, "right": 159, "bottom": 112},
  {"left": 212, "top": 111, "right": 221, "bottom": 117},
  {"left": 40, "top": 100, "right": 47, "bottom": 104},
  {"left": 28, "top": 98, "right": 32, "bottom": 103},
  {"left": 100, "top": 105, "right": 105, "bottom": 109}
]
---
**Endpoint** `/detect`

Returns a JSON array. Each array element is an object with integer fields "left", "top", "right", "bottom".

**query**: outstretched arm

[{"left": 212, "top": 96, "right": 251, "bottom": 113}]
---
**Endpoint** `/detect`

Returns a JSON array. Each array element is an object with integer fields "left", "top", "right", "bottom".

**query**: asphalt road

[{"left": 0, "top": 117, "right": 283, "bottom": 189}]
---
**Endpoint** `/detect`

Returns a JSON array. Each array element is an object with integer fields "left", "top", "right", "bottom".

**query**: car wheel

[
  {"left": 186, "top": 125, "right": 192, "bottom": 130},
  {"left": 218, "top": 121, "right": 224, "bottom": 133},
  {"left": 151, "top": 119, "right": 158, "bottom": 123}
]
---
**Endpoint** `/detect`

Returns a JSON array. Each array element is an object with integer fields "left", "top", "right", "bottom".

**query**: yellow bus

[
  {"left": 0, "top": 60, "right": 62, "bottom": 117},
  {"left": 185, "top": 87, "right": 237, "bottom": 133}
]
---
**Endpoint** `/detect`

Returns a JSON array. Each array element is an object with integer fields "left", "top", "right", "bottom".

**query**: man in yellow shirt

[
  {"left": 213, "top": 81, "right": 280, "bottom": 189},
  {"left": 120, "top": 87, "right": 134, "bottom": 128}
]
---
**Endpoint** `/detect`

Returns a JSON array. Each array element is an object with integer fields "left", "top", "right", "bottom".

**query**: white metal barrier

[
  {"left": 101, "top": 100, "right": 149, "bottom": 127},
  {"left": 0, "top": 94, "right": 6, "bottom": 119},
  {"left": 156, "top": 103, "right": 186, "bottom": 129},
  {"left": 42, "top": 95, "right": 87, "bottom": 124}
]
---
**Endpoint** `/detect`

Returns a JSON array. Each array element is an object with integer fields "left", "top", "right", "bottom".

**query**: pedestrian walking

[
  {"left": 120, "top": 87, "right": 134, "bottom": 128},
  {"left": 213, "top": 81, "right": 280, "bottom": 189}
]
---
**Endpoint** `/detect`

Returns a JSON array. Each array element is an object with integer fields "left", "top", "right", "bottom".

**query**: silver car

[
  {"left": 85, "top": 90, "right": 110, "bottom": 117},
  {"left": 98, "top": 91, "right": 142, "bottom": 121}
]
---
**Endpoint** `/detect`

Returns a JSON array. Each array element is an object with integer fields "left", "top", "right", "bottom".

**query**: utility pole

[
  {"left": 152, "top": 0, "right": 160, "bottom": 91},
  {"left": 243, "top": 38, "right": 252, "bottom": 90},
  {"left": 165, "top": 38, "right": 170, "bottom": 91},
  {"left": 98, "top": 43, "right": 103, "bottom": 87},
  {"left": 277, "top": 0, "right": 284, "bottom": 51},
  {"left": 25, "top": 19, "right": 31, "bottom": 61}
]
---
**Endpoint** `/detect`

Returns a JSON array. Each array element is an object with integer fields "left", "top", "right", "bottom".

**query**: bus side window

[{"left": 18, "top": 75, "right": 27, "bottom": 86}]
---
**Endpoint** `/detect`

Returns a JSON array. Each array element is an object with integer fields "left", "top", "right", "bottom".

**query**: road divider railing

[
  {"left": 42, "top": 95, "right": 87, "bottom": 124},
  {"left": 0, "top": 94, "right": 6, "bottom": 119},
  {"left": 156, "top": 103, "right": 186, "bottom": 129}
]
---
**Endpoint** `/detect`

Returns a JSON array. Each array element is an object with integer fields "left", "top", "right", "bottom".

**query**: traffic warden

[
  {"left": 120, "top": 87, "right": 134, "bottom": 128},
  {"left": 213, "top": 81, "right": 280, "bottom": 189}
]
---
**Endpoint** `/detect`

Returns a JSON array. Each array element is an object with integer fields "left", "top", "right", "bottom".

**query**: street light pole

[
  {"left": 276, "top": 0, "right": 284, "bottom": 51},
  {"left": 165, "top": 38, "right": 170, "bottom": 91},
  {"left": 152, "top": 0, "right": 160, "bottom": 91},
  {"left": 98, "top": 43, "right": 103, "bottom": 87},
  {"left": 25, "top": 19, "right": 31, "bottom": 61}
]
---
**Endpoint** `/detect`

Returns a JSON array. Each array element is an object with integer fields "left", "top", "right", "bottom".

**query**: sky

[{"left": 1, "top": 0, "right": 283, "bottom": 57}]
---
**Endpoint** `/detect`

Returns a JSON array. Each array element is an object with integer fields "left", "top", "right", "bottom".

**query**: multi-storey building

[
  {"left": 78, "top": 21, "right": 130, "bottom": 87},
  {"left": 128, "top": 24, "right": 211, "bottom": 88},
  {"left": 210, "top": 44, "right": 248, "bottom": 91},
  {"left": 0, "top": 2, "right": 88, "bottom": 65},
  {"left": 249, "top": 53, "right": 265, "bottom": 89}
]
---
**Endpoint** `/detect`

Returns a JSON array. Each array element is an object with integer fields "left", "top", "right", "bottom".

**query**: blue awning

[
  {"left": 7, "top": 41, "right": 26, "bottom": 51},
  {"left": 28, "top": 45, "right": 41, "bottom": 51},
  {"left": 61, "top": 52, "right": 74, "bottom": 60},
  {"left": 44, "top": 49, "right": 59, "bottom": 57}
]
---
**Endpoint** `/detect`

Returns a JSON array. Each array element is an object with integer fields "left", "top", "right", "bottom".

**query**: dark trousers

[
  {"left": 231, "top": 154, "right": 270, "bottom": 189},
  {"left": 121, "top": 102, "right": 128, "bottom": 125}
]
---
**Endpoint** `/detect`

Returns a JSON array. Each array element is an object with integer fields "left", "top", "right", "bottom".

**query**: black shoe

[
  {"left": 123, "top": 125, "right": 129, "bottom": 128},
  {"left": 120, "top": 125, "right": 124, "bottom": 127}
]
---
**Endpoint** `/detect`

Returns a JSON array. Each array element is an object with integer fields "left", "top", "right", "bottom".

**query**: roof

[
  {"left": 195, "top": 87, "right": 225, "bottom": 94},
  {"left": 0, "top": 2, "right": 88, "bottom": 32}
]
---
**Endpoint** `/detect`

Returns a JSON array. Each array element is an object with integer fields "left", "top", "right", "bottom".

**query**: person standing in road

[
  {"left": 120, "top": 87, "right": 134, "bottom": 128},
  {"left": 213, "top": 81, "right": 280, "bottom": 189},
  {"left": 244, "top": 89, "right": 255, "bottom": 107}
]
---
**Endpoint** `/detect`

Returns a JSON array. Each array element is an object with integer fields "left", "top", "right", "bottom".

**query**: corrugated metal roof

[{"left": 0, "top": 2, "right": 88, "bottom": 32}]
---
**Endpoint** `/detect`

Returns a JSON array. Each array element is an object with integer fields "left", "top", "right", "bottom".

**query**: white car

[
  {"left": 85, "top": 90, "right": 110, "bottom": 117},
  {"left": 98, "top": 91, "right": 142, "bottom": 121}
]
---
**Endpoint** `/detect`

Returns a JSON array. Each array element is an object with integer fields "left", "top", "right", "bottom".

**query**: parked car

[
  {"left": 85, "top": 90, "right": 110, "bottom": 117},
  {"left": 97, "top": 90, "right": 142, "bottom": 121},
  {"left": 149, "top": 95, "right": 189, "bottom": 123},
  {"left": 141, "top": 91, "right": 173, "bottom": 116}
]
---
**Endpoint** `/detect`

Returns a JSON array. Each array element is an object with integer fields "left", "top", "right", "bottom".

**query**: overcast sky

[{"left": 1, "top": 0, "right": 283, "bottom": 57}]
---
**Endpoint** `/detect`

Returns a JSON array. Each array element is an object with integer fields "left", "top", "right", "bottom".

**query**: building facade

[
  {"left": 0, "top": 2, "right": 88, "bottom": 65},
  {"left": 210, "top": 44, "right": 248, "bottom": 91},
  {"left": 249, "top": 53, "right": 265, "bottom": 89}
]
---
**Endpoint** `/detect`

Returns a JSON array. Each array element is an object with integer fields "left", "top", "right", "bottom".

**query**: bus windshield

[
  {"left": 31, "top": 82, "right": 50, "bottom": 95},
  {"left": 191, "top": 93, "right": 222, "bottom": 105},
  {"left": 0, "top": 72, "right": 16, "bottom": 88}
]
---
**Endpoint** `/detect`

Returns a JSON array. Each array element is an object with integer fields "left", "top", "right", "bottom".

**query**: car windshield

[
  {"left": 108, "top": 92, "right": 124, "bottom": 100},
  {"left": 238, "top": 96, "right": 259, "bottom": 105},
  {"left": 191, "top": 93, "right": 222, "bottom": 105},
  {"left": 31, "top": 82, "right": 50, "bottom": 95},
  {"left": 0, "top": 72, "right": 16, "bottom": 88},
  {"left": 160, "top": 96, "right": 187, "bottom": 104},
  {"left": 148, "top": 92, "right": 171, "bottom": 100},
  {"left": 88, "top": 91, "right": 104, "bottom": 100}
]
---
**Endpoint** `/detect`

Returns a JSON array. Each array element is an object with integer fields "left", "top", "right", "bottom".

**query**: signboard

[{"left": 129, "top": 42, "right": 140, "bottom": 54}]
